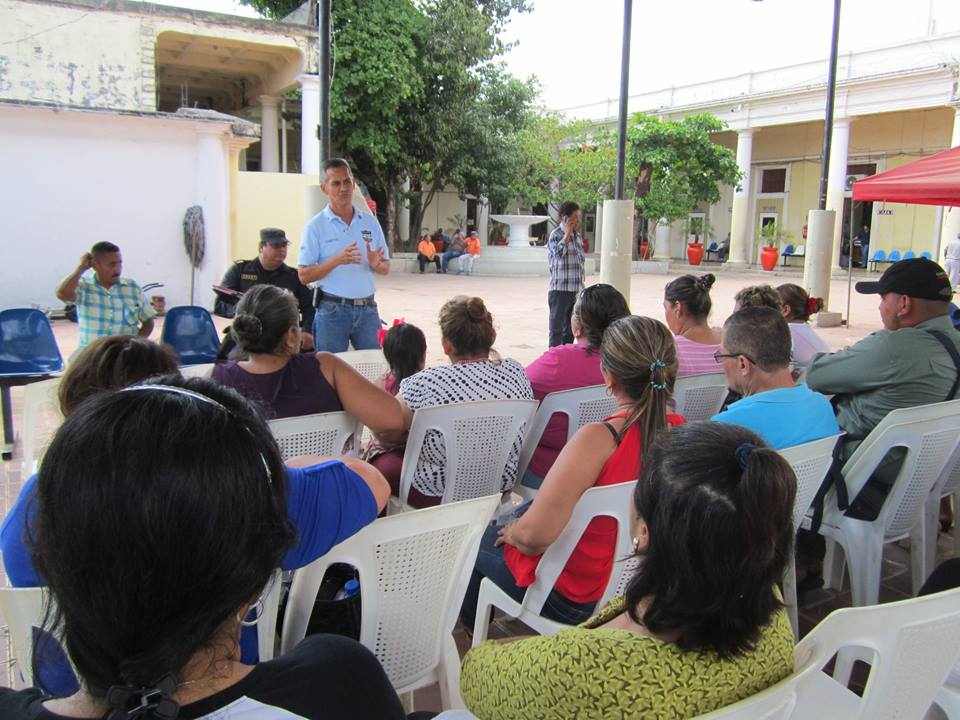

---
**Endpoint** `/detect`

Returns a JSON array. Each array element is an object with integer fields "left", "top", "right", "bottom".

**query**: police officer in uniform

[{"left": 214, "top": 227, "right": 315, "bottom": 350}]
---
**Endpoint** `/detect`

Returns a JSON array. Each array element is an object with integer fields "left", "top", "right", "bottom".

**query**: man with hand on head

[
  {"left": 55, "top": 241, "right": 155, "bottom": 349},
  {"left": 298, "top": 158, "right": 390, "bottom": 352},
  {"left": 546, "top": 201, "right": 585, "bottom": 347}
]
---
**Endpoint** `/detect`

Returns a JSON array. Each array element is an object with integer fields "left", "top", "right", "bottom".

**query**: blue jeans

[
  {"left": 459, "top": 524, "right": 596, "bottom": 630},
  {"left": 313, "top": 301, "right": 381, "bottom": 353},
  {"left": 441, "top": 250, "right": 462, "bottom": 273}
]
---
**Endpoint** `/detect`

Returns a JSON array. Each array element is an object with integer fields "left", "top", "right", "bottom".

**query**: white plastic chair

[
  {"left": 472, "top": 480, "right": 637, "bottom": 646},
  {"left": 0, "top": 586, "right": 73, "bottom": 689},
  {"left": 514, "top": 384, "right": 618, "bottom": 499},
  {"left": 673, "top": 373, "right": 728, "bottom": 421},
  {"left": 179, "top": 362, "right": 214, "bottom": 379},
  {"left": 792, "top": 587, "right": 960, "bottom": 720},
  {"left": 921, "top": 442, "right": 960, "bottom": 578},
  {"left": 390, "top": 399, "right": 538, "bottom": 513},
  {"left": 336, "top": 349, "right": 388, "bottom": 384},
  {"left": 281, "top": 494, "right": 500, "bottom": 711},
  {"left": 20, "top": 376, "right": 63, "bottom": 474},
  {"left": 268, "top": 411, "right": 361, "bottom": 460},
  {"left": 817, "top": 400, "right": 960, "bottom": 605},
  {"left": 256, "top": 569, "right": 283, "bottom": 662},
  {"left": 777, "top": 433, "right": 843, "bottom": 639},
  {"left": 931, "top": 661, "right": 960, "bottom": 719}
]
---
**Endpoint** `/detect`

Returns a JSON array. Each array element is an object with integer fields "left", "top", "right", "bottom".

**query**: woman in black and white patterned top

[{"left": 374, "top": 296, "right": 533, "bottom": 507}]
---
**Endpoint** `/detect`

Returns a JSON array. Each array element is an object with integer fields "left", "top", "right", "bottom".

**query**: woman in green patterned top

[{"left": 461, "top": 422, "right": 797, "bottom": 720}]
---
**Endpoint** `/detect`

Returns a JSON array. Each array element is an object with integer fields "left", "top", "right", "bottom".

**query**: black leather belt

[{"left": 316, "top": 292, "right": 376, "bottom": 307}]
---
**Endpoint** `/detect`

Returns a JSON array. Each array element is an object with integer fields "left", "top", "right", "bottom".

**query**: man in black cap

[
  {"left": 806, "top": 257, "right": 959, "bottom": 517},
  {"left": 214, "top": 227, "right": 315, "bottom": 350}
]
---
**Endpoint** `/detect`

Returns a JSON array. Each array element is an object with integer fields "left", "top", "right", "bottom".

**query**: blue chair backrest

[
  {"left": 870, "top": 249, "right": 885, "bottom": 261},
  {"left": 707, "top": 242, "right": 718, "bottom": 252},
  {"left": 902, "top": 250, "right": 916, "bottom": 260},
  {"left": 951, "top": 303, "right": 960, "bottom": 330},
  {"left": 782, "top": 244, "right": 795, "bottom": 255},
  {"left": 888, "top": 250, "right": 901, "bottom": 262},
  {"left": 0, "top": 309, "right": 64, "bottom": 376},
  {"left": 921, "top": 251, "right": 932, "bottom": 260},
  {"left": 160, "top": 306, "right": 221, "bottom": 365}
]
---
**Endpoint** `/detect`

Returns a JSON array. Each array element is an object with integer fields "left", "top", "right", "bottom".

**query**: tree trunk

[{"left": 383, "top": 176, "right": 399, "bottom": 254}]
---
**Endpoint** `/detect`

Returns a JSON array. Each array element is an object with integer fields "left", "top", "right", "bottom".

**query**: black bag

[{"left": 304, "top": 563, "right": 362, "bottom": 640}]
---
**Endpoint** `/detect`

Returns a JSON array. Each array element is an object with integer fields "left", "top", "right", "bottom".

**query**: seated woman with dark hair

[
  {"left": 0, "top": 378, "right": 408, "bottom": 720},
  {"left": 461, "top": 422, "right": 796, "bottom": 719},
  {"left": 1, "top": 338, "right": 390, "bottom": 696},
  {"left": 212, "top": 284, "right": 410, "bottom": 433},
  {"left": 522, "top": 283, "right": 630, "bottom": 489},
  {"left": 776, "top": 283, "right": 830, "bottom": 367},
  {"left": 373, "top": 295, "right": 534, "bottom": 508},
  {"left": 662, "top": 273, "right": 723, "bottom": 377}
]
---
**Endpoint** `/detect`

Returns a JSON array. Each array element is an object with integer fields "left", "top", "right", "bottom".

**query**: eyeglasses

[{"left": 713, "top": 350, "right": 757, "bottom": 365}]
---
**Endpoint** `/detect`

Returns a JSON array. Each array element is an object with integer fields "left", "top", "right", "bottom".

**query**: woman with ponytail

[
  {"left": 460, "top": 316, "right": 685, "bottom": 630},
  {"left": 663, "top": 273, "right": 724, "bottom": 377},
  {"left": 461, "top": 422, "right": 796, "bottom": 719},
  {"left": 212, "top": 284, "right": 409, "bottom": 433},
  {"left": 776, "top": 283, "right": 830, "bottom": 366},
  {"left": 372, "top": 295, "right": 534, "bottom": 507},
  {"left": 0, "top": 377, "right": 408, "bottom": 720}
]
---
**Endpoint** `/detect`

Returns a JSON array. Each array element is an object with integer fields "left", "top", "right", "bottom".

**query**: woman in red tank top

[{"left": 461, "top": 315, "right": 686, "bottom": 630}]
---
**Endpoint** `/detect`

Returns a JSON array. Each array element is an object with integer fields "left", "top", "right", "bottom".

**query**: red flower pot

[
  {"left": 760, "top": 246, "right": 779, "bottom": 271},
  {"left": 687, "top": 242, "right": 704, "bottom": 266}
]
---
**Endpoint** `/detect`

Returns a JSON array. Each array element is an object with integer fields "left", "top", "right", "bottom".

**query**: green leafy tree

[{"left": 626, "top": 112, "right": 742, "bottom": 251}]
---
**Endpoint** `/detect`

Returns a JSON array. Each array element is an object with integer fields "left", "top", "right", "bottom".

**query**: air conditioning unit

[{"left": 845, "top": 173, "right": 868, "bottom": 190}]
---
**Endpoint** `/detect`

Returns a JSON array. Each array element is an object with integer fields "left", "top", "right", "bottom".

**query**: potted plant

[
  {"left": 758, "top": 222, "right": 793, "bottom": 271},
  {"left": 686, "top": 216, "right": 705, "bottom": 266}
]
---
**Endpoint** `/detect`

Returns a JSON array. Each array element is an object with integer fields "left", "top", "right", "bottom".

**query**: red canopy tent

[{"left": 852, "top": 144, "right": 960, "bottom": 206}]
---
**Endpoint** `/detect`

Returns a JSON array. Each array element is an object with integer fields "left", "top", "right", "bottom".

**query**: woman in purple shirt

[
  {"left": 523, "top": 284, "right": 629, "bottom": 489},
  {"left": 213, "top": 285, "right": 411, "bottom": 435}
]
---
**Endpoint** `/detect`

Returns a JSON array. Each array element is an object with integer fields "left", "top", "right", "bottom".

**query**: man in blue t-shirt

[{"left": 712, "top": 306, "right": 839, "bottom": 449}]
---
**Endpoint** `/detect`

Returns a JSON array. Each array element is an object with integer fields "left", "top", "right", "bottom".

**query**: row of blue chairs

[
  {"left": 0, "top": 306, "right": 222, "bottom": 458},
  {"left": 868, "top": 249, "right": 931, "bottom": 271}
]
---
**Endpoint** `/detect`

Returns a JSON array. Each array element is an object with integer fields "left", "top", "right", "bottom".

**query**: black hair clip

[{"left": 105, "top": 673, "right": 179, "bottom": 720}]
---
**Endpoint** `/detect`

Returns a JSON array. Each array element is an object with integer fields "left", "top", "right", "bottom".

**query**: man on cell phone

[{"left": 546, "top": 201, "right": 585, "bottom": 347}]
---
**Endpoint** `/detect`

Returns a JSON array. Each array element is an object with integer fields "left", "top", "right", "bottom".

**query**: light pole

[
  {"left": 318, "top": 0, "right": 331, "bottom": 165},
  {"left": 599, "top": 0, "right": 634, "bottom": 301}
]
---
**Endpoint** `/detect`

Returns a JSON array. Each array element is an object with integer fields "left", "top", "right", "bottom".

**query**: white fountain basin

[{"left": 490, "top": 214, "right": 550, "bottom": 248}]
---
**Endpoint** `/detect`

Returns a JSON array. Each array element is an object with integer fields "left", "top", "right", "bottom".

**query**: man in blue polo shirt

[
  {"left": 712, "top": 305, "right": 838, "bottom": 449},
  {"left": 298, "top": 158, "right": 391, "bottom": 352}
]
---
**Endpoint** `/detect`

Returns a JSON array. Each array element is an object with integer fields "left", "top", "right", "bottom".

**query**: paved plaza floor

[{"left": 2, "top": 266, "right": 951, "bottom": 710}]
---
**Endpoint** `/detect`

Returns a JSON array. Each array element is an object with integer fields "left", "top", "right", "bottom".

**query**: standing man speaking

[
  {"left": 546, "top": 201, "right": 585, "bottom": 346},
  {"left": 298, "top": 158, "right": 390, "bottom": 352}
]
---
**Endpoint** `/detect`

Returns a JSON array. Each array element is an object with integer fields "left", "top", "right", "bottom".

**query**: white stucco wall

[{"left": 0, "top": 104, "right": 239, "bottom": 311}]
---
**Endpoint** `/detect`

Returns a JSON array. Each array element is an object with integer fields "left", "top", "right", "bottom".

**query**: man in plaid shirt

[
  {"left": 546, "top": 201, "right": 585, "bottom": 346},
  {"left": 56, "top": 242, "right": 156, "bottom": 349}
]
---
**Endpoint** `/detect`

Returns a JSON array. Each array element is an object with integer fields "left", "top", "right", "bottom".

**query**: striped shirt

[
  {"left": 547, "top": 225, "right": 585, "bottom": 292},
  {"left": 75, "top": 276, "right": 155, "bottom": 348},
  {"left": 674, "top": 335, "right": 722, "bottom": 377}
]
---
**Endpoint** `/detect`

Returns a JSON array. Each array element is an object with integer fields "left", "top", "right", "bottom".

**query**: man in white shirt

[{"left": 944, "top": 231, "right": 960, "bottom": 288}]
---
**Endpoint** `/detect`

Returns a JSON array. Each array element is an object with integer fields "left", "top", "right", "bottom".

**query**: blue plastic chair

[
  {"left": 902, "top": 250, "right": 916, "bottom": 260},
  {"left": 160, "top": 306, "right": 221, "bottom": 366},
  {"left": 951, "top": 303, "right": 960, "bottom": 331},
  {"left": 0, "top": 308, "right": 64, "bottom": 459},
  {"left": 868, "top": 249, "right": 885, "bottom": 272},
  {"left": 706, "top": 242, "right": 718, "bottom": 252},
  {"left": 887, "top": 250, "right": 902, "bottom": 263},
  {"left": 921, "top": 251, "right": 932, "bottom": 260},
  {"left": 781, "top": 244, "right": 795, "bottom": 256}
]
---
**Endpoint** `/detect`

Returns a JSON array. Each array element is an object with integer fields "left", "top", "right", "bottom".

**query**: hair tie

[
  {"left": 106, "top": 674, "right": 179, "bottom": 720},
  {"left": 649, "top": 358, "right": 668, "bottom": 391},
  {"left": 649, "top": 358, "right": 666, "bottom": 373},
  {"left": 807, "top": 297, "right": 819, "bottom": 314},
  {"left": 735, "top": 443, "right": 755, "bottom": 470}
]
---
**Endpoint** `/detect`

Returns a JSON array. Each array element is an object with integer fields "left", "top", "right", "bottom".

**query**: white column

[
  {"left": 398, "top": 177, "right": 411, "bottom": 244},
  {"left": 938, "top": 104, "right": 960, "bottom": 260},
  {"left": 728, "top": 129, "right": 754, "bottom": 266},
  {"left": 654, "top": 219, "right": 671, "bottom": 260},
  {"left": 299, "top": 75, "right": 320, "bottom": 177},
  {"left": 599, "top": 199, "right": 634, "bottom": 304},
  {"left": 824, "top": 117, "right": 852, "bottom": 267},
  {"left": 280, "top": 99, "right": 288, "bottom": 173},
  {"left": 195, "top": 127, "right": 231, "bottom": 307},
  {"left": 594, "top": 201, "right": 604, "bottom": 257},
  {"left": 259, "top": 95, "right": 280, "bottom": 173},
  {"left": 478, "top": 196, "right": 490, "bottom": 245}
]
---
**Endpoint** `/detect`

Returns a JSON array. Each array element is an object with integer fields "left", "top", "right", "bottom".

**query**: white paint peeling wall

[
  {"left": 0, "top": 105, "right": 239, "bottom": 311},
  {"left": 0, "top": 0, "right": 147, "bottom": 110}
]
